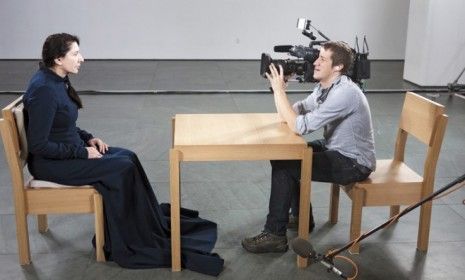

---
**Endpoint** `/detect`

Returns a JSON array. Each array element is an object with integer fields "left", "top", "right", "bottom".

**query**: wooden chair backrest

[
  {"left": 2, "top": 96, "right": 23, "bottom": 152},
  {"left": 399, "top": 92, "right": 445, "bottom": 145},
  {"left": 394, "top": 92, "right": 448, "bottom": 191},
  {"left": 1, "top": 96, "right": 27, "bottom": 197}
]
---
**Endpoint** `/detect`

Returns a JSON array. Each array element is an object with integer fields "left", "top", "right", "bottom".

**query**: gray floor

[{"left": 0, "top": 61, "right": 464, "bottom": 280}]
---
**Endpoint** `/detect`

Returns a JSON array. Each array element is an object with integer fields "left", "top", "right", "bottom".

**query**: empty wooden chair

[
  {"left": 329, "top": 92, "right": 448, "bottom": 254},
  {"left": 0, "top": 96, "right": 105, "bottom": 264}
]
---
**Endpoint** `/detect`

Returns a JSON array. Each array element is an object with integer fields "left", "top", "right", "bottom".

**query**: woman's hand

[
  {"left": 87, "top": 137, "right": 109, "bottom": 154},
  {"left": 86, "top": 147, "right": 102, "bottom": 159}
]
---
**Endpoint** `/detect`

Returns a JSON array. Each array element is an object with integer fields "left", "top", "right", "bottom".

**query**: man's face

[{"left": 312, "top": 47, "right": 339, "bottom": 82}]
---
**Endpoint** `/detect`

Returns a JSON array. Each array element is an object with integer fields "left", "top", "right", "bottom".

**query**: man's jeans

[{"left": 264, "top": 139, "right": 372, "bottom": 236}]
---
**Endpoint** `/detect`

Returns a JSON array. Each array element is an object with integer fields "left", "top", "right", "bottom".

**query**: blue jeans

[{"left": 264, "top": 140, "right": 371, "bottom": 235}]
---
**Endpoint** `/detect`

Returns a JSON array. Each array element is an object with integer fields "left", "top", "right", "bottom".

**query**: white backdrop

[
  {"left": 404, "top": 0, "right": 465, "bottom": 86},
  {"left": 0, "top": 0, "right": 409, "bottom": 59}
]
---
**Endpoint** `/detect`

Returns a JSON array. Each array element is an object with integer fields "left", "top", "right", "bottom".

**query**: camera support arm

[{"left": 311, "top": 25, "right": 331, "bottom": 41}]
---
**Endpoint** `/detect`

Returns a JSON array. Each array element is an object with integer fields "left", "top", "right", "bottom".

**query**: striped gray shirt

[{"left": 293, "top": 75, "right": 376, "bottom": 171}]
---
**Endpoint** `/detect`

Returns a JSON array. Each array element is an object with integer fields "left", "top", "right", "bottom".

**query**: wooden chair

[
  {"left": 329, "top": 92, "right": 448, "bottom": 254},
  {"left": 0, "top": 96, "right": 105, "bottom": 264}
]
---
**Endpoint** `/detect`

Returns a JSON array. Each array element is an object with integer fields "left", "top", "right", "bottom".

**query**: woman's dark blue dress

[{"left": 23, "top": 68, "right": 223, "bottom": 276}]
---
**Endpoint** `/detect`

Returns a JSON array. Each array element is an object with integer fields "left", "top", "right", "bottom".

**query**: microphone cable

[{"left": 325, "top": 253, "right": 358, "bottom": 280}]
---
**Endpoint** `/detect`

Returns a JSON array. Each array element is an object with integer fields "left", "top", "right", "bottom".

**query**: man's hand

[
  {"left": 87, "top": 137, "right": 109, "bottom": 154},
  {"left": 265, "top": 64, "right": 287, "bottom": 95},
  {"left": 265, "top": 64, "right": 298, "bottom": 132}
]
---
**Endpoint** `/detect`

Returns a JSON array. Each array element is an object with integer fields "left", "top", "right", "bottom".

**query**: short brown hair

[{"left": 321, "top": 41, "right": 354, "bottom": 75}]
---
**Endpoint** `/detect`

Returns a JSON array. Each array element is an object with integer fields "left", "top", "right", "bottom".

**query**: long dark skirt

[{"left": 28, "top": 147, "right": 224, "bottom": 276}]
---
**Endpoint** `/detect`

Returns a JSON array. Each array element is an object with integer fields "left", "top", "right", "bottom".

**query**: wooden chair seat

[
  {"left": 27, "top": 178, "right": 90, "bottom": 188},
  {"left": 344, "top": 159, "right": 423, "bottom": 206}
]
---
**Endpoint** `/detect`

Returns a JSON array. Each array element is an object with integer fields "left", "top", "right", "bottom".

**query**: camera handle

[
  {"left": 309, "top": 41, "right": 327, "bottom": 48},
  {"left": 302, "top": 30, "right": 316, "bottom": 40}
]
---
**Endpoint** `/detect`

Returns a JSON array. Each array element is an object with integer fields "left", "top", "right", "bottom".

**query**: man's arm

[
  {"left": 295, "top": 85, "right": 356, "bottom": 135},
  {"left": 266, "top": 64, "right": 298, "bottom": 133}
]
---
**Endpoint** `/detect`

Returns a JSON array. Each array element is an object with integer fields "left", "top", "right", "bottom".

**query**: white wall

[
  {"left": 404, "top": 0, "right": 465, "bottom": 86},
  {"left": 0, "top": 0, "right": 409, "bottom": 59}
]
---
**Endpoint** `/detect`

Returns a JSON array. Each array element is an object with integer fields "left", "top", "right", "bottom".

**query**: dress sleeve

[
  {"left": 26, "top": 86, "right": 88, "bottom": 159},
  {"left": 77, "top": 127, "right": 93, "bottom": 143}
]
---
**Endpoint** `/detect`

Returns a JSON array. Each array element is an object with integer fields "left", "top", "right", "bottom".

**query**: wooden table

[{"left": 169, "top": 113, "right": 312, "bottom": 271}]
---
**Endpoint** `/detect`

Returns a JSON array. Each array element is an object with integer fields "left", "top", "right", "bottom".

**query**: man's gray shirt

[{"left": 293, "top": 75, "right": 376, "bottom": 171}]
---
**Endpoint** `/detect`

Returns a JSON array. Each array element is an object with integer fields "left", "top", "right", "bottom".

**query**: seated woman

[{"left": 23, "top": 33, "right": 223, "bottom": 276}]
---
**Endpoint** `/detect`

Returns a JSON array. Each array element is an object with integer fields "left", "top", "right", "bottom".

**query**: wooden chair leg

[
  {"left": 349, "top": 187, "right": 364, "bottom": 254},
  {"left": 170, "top": 149, "right": 182, "bottom": 272},
  {"left": 15, "top": 212, "right": 31, "bottom": 265},
  {"left": 37, "top": 214, "right": 48, "bottom": 233},
  {"left": 390, "top": 205, "right": 400, "bottom": 221},
  {"left": 93, "top": 193, "right": 105, "bottom": 262},
  {"left": 417, "top": 200, "right": 433, "bottom": 251},
  {"left": 297, "top": 147, "right": 312, "bottom": 268},
  {"left": 329, "top": 183, "right": 340, "bottom": 224}
]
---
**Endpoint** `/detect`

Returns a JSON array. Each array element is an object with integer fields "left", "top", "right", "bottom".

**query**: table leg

[
  {"left": 170, "top": 149, "right": 181, "bottom": 271},
  {"left": 297, "top": 147, "right": 312, "bottom": 268}
]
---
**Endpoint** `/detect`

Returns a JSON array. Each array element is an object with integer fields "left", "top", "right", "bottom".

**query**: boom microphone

[
  {"left": 291, "top": 237, "right": 317, "bottom": 259},
  {"left": 291, "top": 238, "right": 347, "bottom": 279},
  {"left": 273, "top": 45, "right": 293, "bottom": 53}
]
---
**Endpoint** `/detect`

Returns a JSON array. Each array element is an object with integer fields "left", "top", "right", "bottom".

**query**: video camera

[{"left": 260, "top": 18, "right": 370, "bottom": 85}]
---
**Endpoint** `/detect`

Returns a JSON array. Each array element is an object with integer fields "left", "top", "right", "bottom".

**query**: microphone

[
  {"left": 274, "top": 45, "right": 293, "bottom": 53},
  {"left": 291, "top": 237, "right": 317, "bottom": 259},
  {"left": 291, "top": 238, "right": 347, "bottom": 279}
]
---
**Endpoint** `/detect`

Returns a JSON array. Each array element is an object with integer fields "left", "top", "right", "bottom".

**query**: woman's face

[{"left": 54, "top": 42, "right": 84, "bottom": 76}]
